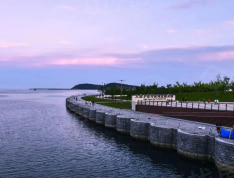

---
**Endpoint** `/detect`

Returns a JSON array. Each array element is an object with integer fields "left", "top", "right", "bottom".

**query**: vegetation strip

[{"left": 82, "top": 95, "right": 131, "bottom": 109}]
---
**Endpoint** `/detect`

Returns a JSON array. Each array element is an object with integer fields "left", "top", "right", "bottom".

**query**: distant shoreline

[{"left": 29, "top": 88, "right": 98, "bottom": 90}]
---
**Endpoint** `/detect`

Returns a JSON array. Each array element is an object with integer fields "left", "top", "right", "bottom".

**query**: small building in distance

[{"left": 131, "top": 94, "right": 176, "bottom": 110}]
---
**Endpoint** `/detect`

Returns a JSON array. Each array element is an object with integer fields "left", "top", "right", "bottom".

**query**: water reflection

[{"left": 67, "top": 110, "right": 220, "bottom": 177}]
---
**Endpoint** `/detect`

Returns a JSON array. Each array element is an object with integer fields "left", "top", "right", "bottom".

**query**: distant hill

[
  {"left": 71, "top": 83, "right": 101, "bottom": 90},
  {"left": 104, "top": 83, "right": 137, "bottom": 90},
  {"left": 71, "top": 83, "right": 138, "bottom": 90}
]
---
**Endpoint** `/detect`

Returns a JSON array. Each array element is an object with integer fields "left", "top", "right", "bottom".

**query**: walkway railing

[{"left": 137, "top": 100, "right": 234, "bottom": 112}]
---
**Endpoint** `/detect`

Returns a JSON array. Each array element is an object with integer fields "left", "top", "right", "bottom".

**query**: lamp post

[
  {"left": 101, "top": 82, "right": 103, "bottom": 97},
  {"left": 120, "top": 80, "right": 124, "bottom": 104}
]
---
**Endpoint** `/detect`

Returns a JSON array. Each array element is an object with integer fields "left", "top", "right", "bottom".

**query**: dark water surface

[{"left": 0, "top": 90, "right": 219, "bottom": 177}]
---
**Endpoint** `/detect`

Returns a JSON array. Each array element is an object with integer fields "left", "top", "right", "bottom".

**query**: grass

[
  {"left": 82, "top": 95, "right": 131, "bottom": 109},
  {"left": 81, "top": 95, "right": 112, "bottom": 102},
  {"left": 176, "top": 91, "right": 234, "bottom": 102},
  {"left": 110, "top": 96, "right": 130, "bottom": 100}
]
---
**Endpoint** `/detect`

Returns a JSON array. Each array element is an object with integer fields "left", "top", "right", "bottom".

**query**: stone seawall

[{"left": 66, "top": 96, "right": 234, "bottom": 174}]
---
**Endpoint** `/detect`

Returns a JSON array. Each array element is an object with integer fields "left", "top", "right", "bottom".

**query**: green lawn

[
  {"left": 110, "top": 96, "right": 130, "bottom": 100},
  {"left": 81, "top": 95, "right": 112, "bottom": 102},
  {"left": 176, "top": 91, "right": 234, "bottom": 102},
  {"left": 82, "top": 95, "right": 131, "bottom": 109}
]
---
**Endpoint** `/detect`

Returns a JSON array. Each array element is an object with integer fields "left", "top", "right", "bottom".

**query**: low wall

[{"left": 66, "top": 97, "right": 234, "bottom": 174}]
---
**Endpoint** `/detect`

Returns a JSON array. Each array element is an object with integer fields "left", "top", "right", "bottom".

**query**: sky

[{"left": 1, "top": 0, "right": 234, "bottom": 89}]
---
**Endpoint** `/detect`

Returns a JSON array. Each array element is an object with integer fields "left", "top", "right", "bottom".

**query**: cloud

[
  {"left": 103, "top": 38, "right": 126, "bottom": 42},
  {"left": 57, "top": 5, "right": 75, "bottom": 11},
  {"left": 48, "top": 57, "right": 117, "bottom": 66},
  {"left": 224, "top": 20, "right": 234, "bottom": 26},
  {"left": 107, "top": 45, "right": 234, "bottom": 66},
  {"left": 47, "top": 57, "right": 142, "bottom": 67},
  {"left": 59, "top": 41, "right": 72, "bottom": 45},
  {"left": 49, "top": 5, "right": 76, "bottom": 25},
  {"left": 166, "top": 29, "right": 177, "bottom": 34},
  {"left": 170, "top": 0, "right": 212, "bottom": 9},
  {"left": 0, "top": 50, "right": 144, "bottom": 68},
  {"left": 138, "top": 44, "right": 203, "bottom": 50},
  {"left": 0, "top": 41, "right": 27, "bottom": 48},
  {"left": 142, "top": 44, "right": 149, "bottom": 49},
  {"left": 194, "top": 29, "right": 211, "bottom": 34},
  {"left": 1, "top": 45, "right": 234, "bottom": 69},
  {"left": 201, "top": 51, "right": 234, "bottom": 61}
]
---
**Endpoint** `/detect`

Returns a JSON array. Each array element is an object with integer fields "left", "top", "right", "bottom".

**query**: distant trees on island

[{"left": 103, "top": 75, "right": 234, "bottom": 99}]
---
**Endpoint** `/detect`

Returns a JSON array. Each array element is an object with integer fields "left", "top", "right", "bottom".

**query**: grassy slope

[
  {"left": 176, "top": 91, "right": 234, "bottom": 102},
  {"left": 82, "top": 96, "right": 131, "bottom": 109},
  {"left": 81, "top": 96, "right": 112, "bottom": 102}
]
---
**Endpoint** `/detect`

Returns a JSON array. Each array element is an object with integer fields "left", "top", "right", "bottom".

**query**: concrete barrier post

[
  {"left": 177, "top": 129, "right": 208, "bottom": 161},
  {"left": 116, "top": 115, "right": 131, "bottom": 134},
  {"left": 96, "top": 110, "right": 106, "bottom": 125},
  {"left": 149, "top": 124, "right": 174, "bottom": 149},
  {"left": 130, "top": 119, "right": 150, "bottom": 141},
  {"left": 89, "top": 109, "right": 96, "bottom": 122},
  {"left": 215, "top": 137, "right": 234, "bottom": 173},
  {"left": 105, "top": 113, "right": 117, "bottom": 129}
]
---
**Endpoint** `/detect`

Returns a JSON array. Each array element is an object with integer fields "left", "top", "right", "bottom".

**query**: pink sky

[{"left": 1, "top": 0, "right": 234, "bottom": 88}]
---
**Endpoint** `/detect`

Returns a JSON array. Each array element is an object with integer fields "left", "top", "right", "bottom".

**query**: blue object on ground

[{"left": 220, "top": 128, "right": 234, "bottom": 139}]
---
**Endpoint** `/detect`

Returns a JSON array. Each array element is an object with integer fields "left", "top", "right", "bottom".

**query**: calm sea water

[{"left": 0, "top": 90, "right": 219, "bottom": 178}]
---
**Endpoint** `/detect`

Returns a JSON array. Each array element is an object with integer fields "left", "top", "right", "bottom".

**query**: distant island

[
  {"left": 29, "top": 83, "right": 138, "bottom": 91},
  {"left": 71, "top": 83, "right": 138, "bottom": 90},
  {"left": 29, "top": 88, "right": 71, "bottom": 90}
]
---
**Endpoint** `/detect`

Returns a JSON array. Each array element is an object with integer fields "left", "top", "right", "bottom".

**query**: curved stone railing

[{"left": 66, "top": 96, "right": 234, "bottom": 174}]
